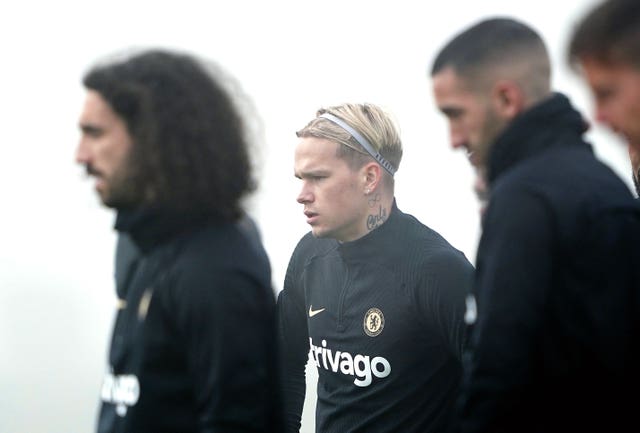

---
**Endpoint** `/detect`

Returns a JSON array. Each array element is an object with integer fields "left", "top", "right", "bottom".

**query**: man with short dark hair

[
  {"left": 77, "top": 49, "right": 281, "bottom": 433},
  {"left": 431, "top": 17, "right": 640, "bottom": 433},
  {"left": 568, "top": 0, "right": 640, "bottom": 196}
]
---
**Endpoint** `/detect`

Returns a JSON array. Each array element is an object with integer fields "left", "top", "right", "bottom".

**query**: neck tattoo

[
  {"left": 368, "top": 193, "right": 381, "bottom": 208},
  {"left": 366, "top": 205, "right": 387, "bottom": 231}
]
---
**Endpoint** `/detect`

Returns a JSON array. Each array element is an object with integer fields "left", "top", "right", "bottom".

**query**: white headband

[{"left": 319, "top": 113, "right": 396, "bottom": 176}]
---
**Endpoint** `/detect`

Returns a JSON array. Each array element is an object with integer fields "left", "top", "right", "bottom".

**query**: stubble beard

[
  {"left": 97, "top": 159, "right": 140, "bottom": 210},
  {"left": 479, "top": 106, "right": 507, "bottom": 167}
]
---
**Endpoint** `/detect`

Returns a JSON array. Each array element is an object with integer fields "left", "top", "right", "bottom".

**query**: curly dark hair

[{"left": 83, "top": 49, "right": 255, "bottom": 222}]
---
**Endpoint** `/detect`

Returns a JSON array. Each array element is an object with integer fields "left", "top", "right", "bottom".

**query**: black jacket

[
  {"left": 97, "top": 209, "right": 282, "bottom": 433},
  {"left": 278, "top": 203, "right": 474, "bottom": 433},
  {"left": 458, "top": 93, "right": 640, "bottom": 433}
]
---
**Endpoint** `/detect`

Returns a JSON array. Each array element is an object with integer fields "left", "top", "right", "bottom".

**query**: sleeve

[
  {"left": 428, "top": 246, "right": 474, "bottom": 360},
  {"left": 415, "top": 247, "right": 475, "bottom": 360},
  {"left": 457, "top": 187, "right": 553, "bottom": 433},
  {"left": 277, "top": 239, "right": 311, "bottom": 433},
  {"left": 171, "top": 248, "right": 279, "bottom": 433}
]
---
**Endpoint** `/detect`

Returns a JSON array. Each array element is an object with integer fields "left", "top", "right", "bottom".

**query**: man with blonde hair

[{"left": 278, "top": 102, "right": 474, "bottom": 432}]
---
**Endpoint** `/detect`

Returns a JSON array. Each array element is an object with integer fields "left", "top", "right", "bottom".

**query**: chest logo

[
  {"left": 363, "top": 307, "right": 385, "bottom": 337},
  {"left": 309, "top": 305, "right": 326, "bottom": 318},
  {"left": 101, "top": 371, "right": 140, "bottom": 416},
  {"left": 137, "top": 288, "right": 154, "bottom": 321}
]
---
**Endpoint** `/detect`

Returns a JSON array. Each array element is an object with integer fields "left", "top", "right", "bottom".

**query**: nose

[
  {"left": 594, "top": 102, "right": 615, "bottom": 131},
  {"left": 450, "top": 126, "right": 467, "bottom": 151},
  {"left": 594, "top": 106, "right": 607, "bottom": 125},
  {"left": 297, "top": 182, "right": 313, "bottom": 204},
  {"left": 75, "top": 136, "right": 91, "bottom": 165}
]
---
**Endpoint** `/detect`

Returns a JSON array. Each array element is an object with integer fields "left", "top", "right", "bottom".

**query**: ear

[
  {"left": 361, "top": 162, "right": 382, "bottom": 194},
  {"left": 492, "top": 80, "right": 525, "bottom": 119}
]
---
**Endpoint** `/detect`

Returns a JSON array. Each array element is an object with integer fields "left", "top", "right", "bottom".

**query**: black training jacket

[
  {"left": 278, "top": 202, "right": 474, "bottom": 433},
  {"left": 97, "top": 209, "right": 282, "bottom": 433},
  {"left": 457, "top": 93, "right": 640, "bottom": 433}
]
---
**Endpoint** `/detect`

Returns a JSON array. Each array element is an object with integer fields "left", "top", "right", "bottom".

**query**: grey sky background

[{"left": 0, "top": 1, "right": 629, "bottom": 432}]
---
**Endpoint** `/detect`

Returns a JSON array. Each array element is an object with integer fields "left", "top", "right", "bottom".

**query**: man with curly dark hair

[{"left": 76, "top": 49, "right": 281, "bottom": 433}]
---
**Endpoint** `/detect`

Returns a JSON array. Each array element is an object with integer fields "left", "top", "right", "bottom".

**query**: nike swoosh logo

[{"left": 308, "top": 305, "right": 326, "bottom": 317}]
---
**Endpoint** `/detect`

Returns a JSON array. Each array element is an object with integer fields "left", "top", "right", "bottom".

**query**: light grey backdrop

[{"left": 0, "top": 1, "right": 629, "bottom": 432}]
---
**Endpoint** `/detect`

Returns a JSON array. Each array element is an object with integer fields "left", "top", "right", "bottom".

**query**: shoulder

[
  {"left": 281, "top": 232, "right": 337, "bottom": 294},
  {"left": 496, "top": 142, "right": 628, "bottom": 201},
  {"left": 289, "top": 231, "right": 338, "bottom": 265},
  {"left": 491, "top": 145, "right": 636, "bottom": 230},
  {"left": 185, "top": 220, "right": 267, "bottom": 258},
  {"left": 393, "top": 209, "right": 465, "bottom": 254},
  {"left": 390, "top": 209, "right": 474, "bottom": 273},
  {"left": 171, "top": 221, "right": 272, "bottom": 292}
]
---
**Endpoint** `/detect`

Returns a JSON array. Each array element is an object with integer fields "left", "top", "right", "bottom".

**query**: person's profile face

[
  {"left": 76, "top": 90, "right": 134, "bottom": 208},
  {"left": 294, "top": 136, "right": 369, "bottom": 242},
  {"left": 580, "top": 58, "right": 640, "bottom": 154},
  {"left": 432, "top": 67, "right": 503, "bottom": 171}
]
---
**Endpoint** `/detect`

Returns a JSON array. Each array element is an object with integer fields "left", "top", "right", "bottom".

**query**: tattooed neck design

[
  {"left": 368, "top": 193, "right": 381, "bottom": 208},
  {"left": 366, "top": 205, "right": 387, "bottom": 231}
]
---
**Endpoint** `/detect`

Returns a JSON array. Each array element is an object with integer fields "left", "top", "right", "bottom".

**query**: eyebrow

[
  {"left": 79, "top": 123, "right": 103, "bottom": 134},
  {"left": 440, "top": 107, "right": 463, "bottom": 117},
  {"left": 294, "top": 168, "right": 331, "bottom": 179}
]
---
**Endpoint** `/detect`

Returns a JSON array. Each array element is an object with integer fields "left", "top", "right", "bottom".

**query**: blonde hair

[{"left": 296, "top": 103, "right": 403, "bottom": 178}]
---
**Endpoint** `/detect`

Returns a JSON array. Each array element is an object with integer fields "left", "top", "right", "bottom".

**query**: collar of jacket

[
  {"left": 114, "top": 207, "right": 210, "bottom": 254},
  {"left": 487, "top": 92, "right": 590, "bottom": 185},
  {"left": 337, "top": 199, "right": 403, "bottom": 262}
]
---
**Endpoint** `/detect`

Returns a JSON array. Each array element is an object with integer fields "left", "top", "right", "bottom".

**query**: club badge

[{"left": 363, "top": 307, "right": 385, "bottom": 337}]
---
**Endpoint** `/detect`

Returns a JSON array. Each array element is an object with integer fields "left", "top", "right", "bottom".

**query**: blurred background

[{"left": 0, "top": 0, "right": 629, "bottom": 431}]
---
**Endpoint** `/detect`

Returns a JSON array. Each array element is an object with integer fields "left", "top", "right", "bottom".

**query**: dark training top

[
  {"left": 97, "top": 209, "right": 281, "bottom": 433},
  {"left": 458, "top": 93, "right": 640, "bottom": 433},
  {"left": 278, "top": 203, "right": 474, "bottom": 433}
]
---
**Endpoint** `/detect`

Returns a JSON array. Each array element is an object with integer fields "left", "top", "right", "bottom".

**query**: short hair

[
  {"left": 296, "top": 103, "right": 402, "bottom": 183},
  {"left": 568, "top": 0, "right": 640, "bottom": 69},
  {"left": 83, "top": 49, "right": 255, "bottom": 221},
  {"left": 430, "top": 18, "right": 551, "bottom": 98}
]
